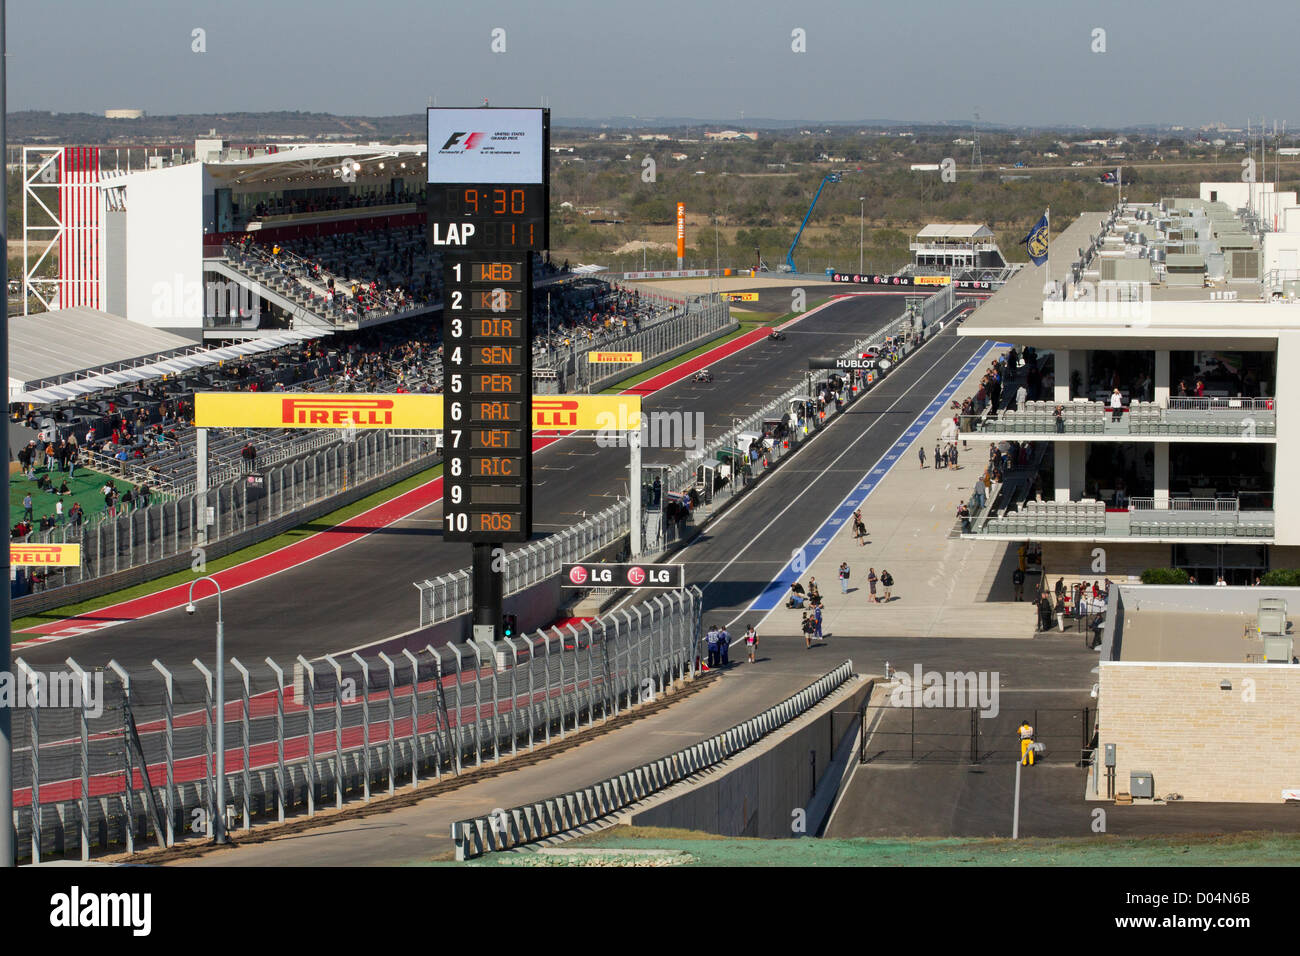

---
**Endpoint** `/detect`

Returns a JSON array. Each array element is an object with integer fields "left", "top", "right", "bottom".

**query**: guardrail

[
  {"left": 450, "top": 659, "right": 855, "bottom": 860},
  {"left": 9, "top": 587, "right": 702, "bottom": 862},
  {"left": 1128, "top": 496, "right": 1239, "bottom": 513}
]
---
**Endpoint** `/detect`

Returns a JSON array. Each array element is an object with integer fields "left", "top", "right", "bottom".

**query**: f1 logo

[{"left": 441, "top": 132, "right": 484, "bottom": 151}]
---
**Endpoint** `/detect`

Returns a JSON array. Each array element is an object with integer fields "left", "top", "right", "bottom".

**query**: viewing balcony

[
  {"left": 962, "top": 496, "right": 1274, "bottom": 542},
  {"left": 972, "top": 397, "right": 1276, "bottom": 441}
]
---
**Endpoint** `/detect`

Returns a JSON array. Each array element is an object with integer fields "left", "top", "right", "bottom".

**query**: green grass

[
  {"left": 9, "top": 465, "right": 132, "bottom": 531},
  {"left": 10, "top": 463, "right": 443, "bottom": 640},
  {"left": 598, "top": 301, "right": 827, "bottom": 394},
  {"left": 460, "top": 825, "right": 1300, "bottom": 867}
]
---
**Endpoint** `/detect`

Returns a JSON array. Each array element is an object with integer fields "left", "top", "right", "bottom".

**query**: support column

[
  {"left": 1154, "top": 442, "right": 1170, "bottom": 505},
  {"left": 1070, "top": 444, "right": 1087, "bottom": 499},
  {"left": 1054, "top": 443, "right": 1072, "bottom": 503},
  {"left": 629, "top": 428, "right": 642, "bottom": 558},
  {"left": 1154, "top": 350, "right": 1170, "bottom": 408},
  {"left": 196, "top": 427, "right": 209, "bottom": 545},
  {"left": 1054, "top": 349, "right": 1073, "bottom": 404}
]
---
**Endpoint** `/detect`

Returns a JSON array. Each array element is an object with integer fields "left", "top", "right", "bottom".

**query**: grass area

[
  {"left": 597, "top": 301, "right": 827, "bottom": 394},
  {"left": 9, "top": 465, "right": 133, "bottom": 531},
  {"left": 10, "top": 463, "right": 443, "bottom": 639},
  {"left": 464, "top": 825, "right": 1300, "bottom": 867}
]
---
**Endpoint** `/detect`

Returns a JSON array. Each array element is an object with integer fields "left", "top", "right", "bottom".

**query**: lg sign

[{"left": 561, "top": 563, "right": 684, "bottom": 589}]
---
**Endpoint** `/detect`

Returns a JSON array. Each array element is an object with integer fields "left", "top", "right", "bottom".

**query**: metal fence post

[
  {"left": 150, "top": 659, "right": 175, "bottom": 845},
  {"left": 449, "top": 643, "right": 466, "bottom": 771},
  {"left": 229, "top": 658, "right": 252, "bottom": 830},
  {"left": 541, "top": 634, "right": 554, "bottom": 744},
  {"left": 376, "top": 652, "right": 397, "bottom": 796},
  {"left": 507, "top": 638, "right": 519, "bottom": 757},
  {"left": 192, "top": 657, "right": 216, "bottom": 839},
  {"left": 350, "top": 653, "right": 372, "bottom": 802},
  {"left": 106, "top": 661, "right": 133, "bottom": 854},
  {"left": 323, "top": 655, "right": 345, "bottom": 807},
  {"left": 14, "top": 659, "right": 41, "bottom": 863},
  {"left": 266, "top": 658, "right": 286, "bottom": 822},
  {"left": 296, "top": 656, "right": 316, "bottom": 817},
  {"left": 400, "top": 649, "right": 421, "bottom": 786},
  {"left": 554, "top": 628, "right": 567, "bottom": 739},
  {"left": 65, "top": 658, "right": 93, "bottom": 859}
]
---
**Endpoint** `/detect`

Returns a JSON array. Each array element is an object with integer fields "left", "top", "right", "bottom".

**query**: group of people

[{"left": 702, "top": 623, "right": 759, "bottom": 668}]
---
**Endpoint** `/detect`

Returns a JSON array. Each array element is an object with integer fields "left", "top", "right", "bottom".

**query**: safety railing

[
  {"left": 451, "top": 659, "right": 855, "bottom": 859},
  {"left": 1128, "top": 497, "right": 1239, "bottom": 513},
  {"left": 8, "top": 587, "right": 702, "bottom": 862}
]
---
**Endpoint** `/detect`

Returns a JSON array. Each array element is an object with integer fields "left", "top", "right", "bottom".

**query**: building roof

[{"left": 916, "top": 223, "right": 995, "bottom": 240}]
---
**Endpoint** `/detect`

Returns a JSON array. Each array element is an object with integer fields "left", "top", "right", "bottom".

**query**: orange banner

[{"left": 676, "top": 202, "right": 686, "bottom": 261}]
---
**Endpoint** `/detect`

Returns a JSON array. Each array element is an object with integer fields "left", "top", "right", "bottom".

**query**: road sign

[{"left": 561, "top": 562, "right": 684, "bottom": 589}]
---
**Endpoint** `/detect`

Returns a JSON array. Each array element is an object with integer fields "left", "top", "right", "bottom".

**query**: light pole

[
  {"left": 859, "top": 197, "right": 866, "bottom": 274},
  {"left": 187, "top": 576, "right": 228, "bottom": 845}
]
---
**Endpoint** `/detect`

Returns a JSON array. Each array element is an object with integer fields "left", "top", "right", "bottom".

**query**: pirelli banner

[
  {"left": 587, "top": 351, "right": 644, "bottom": 365},
  {"left": 12, "top": 543, "right": 82, "bottom": 567},
  {"left": 194, "top": 393, "right": 641, "bottom": 432},
  {"left": 721, "top": 292, "right": 759, "bottom": 302}
]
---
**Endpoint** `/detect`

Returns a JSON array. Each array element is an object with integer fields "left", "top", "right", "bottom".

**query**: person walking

[
  {"left": 867, "top": 567, "right": 879, "bottom": 603},
  {"left": 744, "top": 624, "right": 758, "bottom": 663},
  {"left": 1012, "top": 567, "right": 1025, "bottom": 601},
  {"left": 718, "top": 624, "right": 731, "bottom": 667},
  {"left": 801, "top": 613, "right": 814, "bottom": 649},
  {"left": 839, "top": 561, "right": 851, "bottom": 593},
  {"left": 880, "top": 569, "right": 893, "bottom": 602},
  {"left": 853, "top": 510, "right": 867, "bottom": 545},
  {"left": 812, "top": 603, "right": 824, "bottom": 640},
  {"left": 22, "top": 493, "right": 33, "bottom": 523},
  {"left": 918, "top": 445, "right": 926, "bottom": 469}
]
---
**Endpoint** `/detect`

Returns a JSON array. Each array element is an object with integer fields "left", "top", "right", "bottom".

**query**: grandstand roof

[
  {"left": 10, "top": 308, "right": 319, "bottom": 404},
  {"left": 9, "top": 308, "right": 200, "bottom": 388},
  {"left": 915, "top": 224, "right": 996, "bottom": 240},
  {"left": 208, "top": 144, "right": 427, "bottom": 185}
]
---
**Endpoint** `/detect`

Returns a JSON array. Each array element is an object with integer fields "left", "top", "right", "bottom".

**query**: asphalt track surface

[{"left": 16, "top": 293, "right": 919, "bottom": 674}]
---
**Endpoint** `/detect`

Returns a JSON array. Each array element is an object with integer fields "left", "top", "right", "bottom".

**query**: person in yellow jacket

[{"left": 1018, "top": 720, "right": 1036, "bottom": 766}]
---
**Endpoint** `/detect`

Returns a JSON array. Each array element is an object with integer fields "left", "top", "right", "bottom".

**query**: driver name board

[{"left": 436, "top": 108, "right": 549, "bottom": 543}]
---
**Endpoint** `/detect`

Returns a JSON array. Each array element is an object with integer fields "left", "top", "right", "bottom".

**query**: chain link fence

[{"left": 8, "top": 586, "right": 702, "bottom": 862}]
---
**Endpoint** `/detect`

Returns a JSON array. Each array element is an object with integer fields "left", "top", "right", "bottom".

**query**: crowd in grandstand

[{"left": 248, "top": 188, "right": 425, "bottom": 221}]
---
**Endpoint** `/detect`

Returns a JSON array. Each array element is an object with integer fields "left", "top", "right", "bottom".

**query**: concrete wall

[
  {"left": 627, "top": 679, "right": 871, "bottom": 837},
  {"left": 1098, "top": 661, "right": 1300, "bottom": 802}
]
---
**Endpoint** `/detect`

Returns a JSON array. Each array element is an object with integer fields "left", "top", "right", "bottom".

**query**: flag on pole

[
  {"left": 1022, "top": 211, "right": 1049, "bottom": 266},
  {"left": 1100, "top": 169, "right": 1118, "bottom": 185}
]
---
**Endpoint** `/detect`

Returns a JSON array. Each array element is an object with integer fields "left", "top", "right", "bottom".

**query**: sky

[{"left": 8, "top": 0, "right": 1298, "bottom": 129}]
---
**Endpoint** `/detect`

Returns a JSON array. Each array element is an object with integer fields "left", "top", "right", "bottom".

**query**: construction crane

[{"left": 784, "top": 172, "right": 841, "bottom": 273}]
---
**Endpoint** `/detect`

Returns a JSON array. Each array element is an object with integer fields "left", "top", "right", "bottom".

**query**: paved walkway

[
  {"left": 763, "top": 340, "right": 1038, "bottom": 639},
  {"left": 168, "top": 651, "right": 846, "bottom": 866}
]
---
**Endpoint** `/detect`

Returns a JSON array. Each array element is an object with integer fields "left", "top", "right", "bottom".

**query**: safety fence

[
  {"left": 7, "top": 587, "right": 702, "bottom": 862},
  {"left": 13, "top": 430, "right": 440, "bottom": 613},
  {"left": 578, "top": 299, "right": 732, "bottom": 391},
  {"left": 415, "top": 289, "right": 960, "bottom": 626},
  {"left": 452, "top": 659, "right": 856, "bottom": 859}
]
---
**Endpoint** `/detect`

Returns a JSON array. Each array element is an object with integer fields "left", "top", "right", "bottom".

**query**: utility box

[
  {"left": 1130, "top": 771, "right": 1154, "bottom": 799},
  {"left": 1104, "top": 743, "right": 1116, "bottom": 767}
]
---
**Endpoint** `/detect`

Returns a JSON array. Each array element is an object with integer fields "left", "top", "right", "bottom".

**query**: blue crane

[{"left": 785, "top": 172, "right": 841, "bottom": 273}]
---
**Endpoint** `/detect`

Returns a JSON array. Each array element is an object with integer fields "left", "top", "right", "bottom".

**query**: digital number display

[
  {"left": 446, "top": 188, "right": 531, "bottom": 217},
  {"left": 471, "top": 456, "right": 522, "bottom": 478},
  {"left": 470, "top": 485, "right": 521, "bottom": 506},
  {"left": 471, "top": 289, "right": 521, "bottom": 312},
  {"left": 471, "top": 429, "right": 521, "bottom": 450},
  {"left": 470, "top": 401, "right": 521, "bottom": 423},
  {"left": 472, "top": 346, "right": 518, "bottom": 366},
  {"left": 472, "top": 373, "right": 522, "bottom": 394},
  {"left": 473, "top": 261, "right": 523, "bottom": 283}
]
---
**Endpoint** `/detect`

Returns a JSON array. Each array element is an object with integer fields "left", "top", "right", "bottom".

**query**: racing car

[
  {"left": 768, "top": 329, "right": 786, "bottom": 342},
  {"left": 693, "top": 368, "right": 714, "bottom": 383}
]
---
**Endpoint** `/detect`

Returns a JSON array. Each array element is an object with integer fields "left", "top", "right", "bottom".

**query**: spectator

[
  {"left": 867, "top": 568, "right": 879, "bottom": 603},
  {"left": 880, "top": 569, "right": 893, "bottom": 602},
  {"left": 839, "top": 561, "right": 851, "bottom": 594}
]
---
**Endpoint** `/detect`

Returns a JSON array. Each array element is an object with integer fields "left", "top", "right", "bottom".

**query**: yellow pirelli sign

[
  {"left": 722, "top": 292, "right": 759, "bottom": 301},
  {"left": 12, "top": 543, "right": 82, "bottom": 567},
  {"left": 913, "top": 275, "right": 951, "bottom": 286},
  {"left": 587, "top": 351, "right": 644, "bottom": 365},
  {"left": 194, "top": 393, "right": 641, "bottom": 431}
]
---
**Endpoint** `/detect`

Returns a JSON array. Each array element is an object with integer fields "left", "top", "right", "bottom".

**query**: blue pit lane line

[{"left": 745, "top": 339, "right": 997, "bottom": 613}]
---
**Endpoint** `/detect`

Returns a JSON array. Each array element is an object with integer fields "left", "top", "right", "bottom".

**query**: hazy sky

[{"left": 8, "top": 0, "right": 1296, "bottom": 128}]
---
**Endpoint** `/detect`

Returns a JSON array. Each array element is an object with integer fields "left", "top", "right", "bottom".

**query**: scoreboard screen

[
  {"left": 435, "top": 108, "right": 547, "bottom": 545},
  {"left": 442, "top": 247, "right": 533, "bottom": 543}
]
